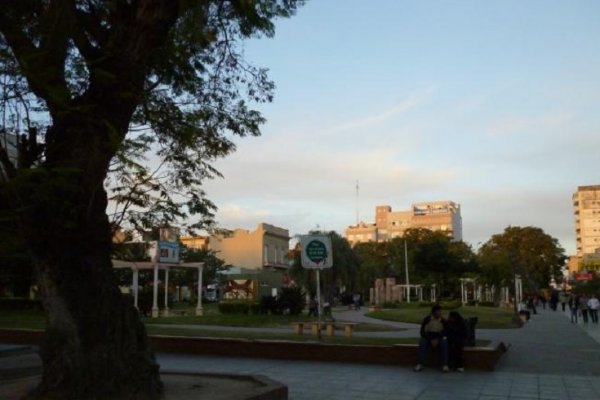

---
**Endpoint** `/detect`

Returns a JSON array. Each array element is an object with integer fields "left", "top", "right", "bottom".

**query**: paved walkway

[{"left": 3, "top": 307, "right": 600, "bottom": 399}]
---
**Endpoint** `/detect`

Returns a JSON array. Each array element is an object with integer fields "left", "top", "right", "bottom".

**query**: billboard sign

[{"left": 158, "top": 241, "right": 180, "bottom": 263}]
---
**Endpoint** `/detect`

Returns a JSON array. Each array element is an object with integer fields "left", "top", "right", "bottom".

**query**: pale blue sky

[{"left": 203, "top": 0, "right": 600, "bottom": 254}]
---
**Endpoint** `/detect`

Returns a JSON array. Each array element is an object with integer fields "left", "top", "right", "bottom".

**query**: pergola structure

[
  {"left": 397, "top": 284, "right": 424, "bottom": 302},
  {"left": 459, "top": 278, "right": 476, "bottom": 305},
  {"left": 112, "top": 260, "right": 204, "bottom": 317}
]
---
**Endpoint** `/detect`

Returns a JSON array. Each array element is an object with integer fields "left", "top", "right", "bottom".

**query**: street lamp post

[{"left": 404, "top": 239, "right": 410, "bottom": 303}]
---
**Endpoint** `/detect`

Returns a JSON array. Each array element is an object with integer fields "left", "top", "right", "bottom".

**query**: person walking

[
  {"left": 550, "top": 290, "right": 559, "bottom": 311},
  {"left": 414, "top": 304, "right": 449, "bottom": 372},
  {"left": 588, "top": 294, "right": 599, "bottom": 324},
  {"left": 569, "top": 293, "right": 579, "bottom": 324},
  {"left": 352, "top": 293, "right": 361, "bottom": 311},
  {"left": 559, "top": 291, "right": 569, "bottom": 312},
  {"left": 579, "top": 294, "right": 589, "bottom": 324},
  {"left": 307, "top": 297, "right": 318, "bottom": 317},
  {"left": 527, "top": 295, "right": 538, "bottom": 315},
  {"left": 540, "top": 294, "right": 547, "bottom": 310}
]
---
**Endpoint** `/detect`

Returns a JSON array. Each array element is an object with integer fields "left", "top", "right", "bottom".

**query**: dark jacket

[
  {"left": 419, "top": 315, "right": 447, "bottom": 341},
  {"left": 446, "top": 317, "right": 467, "bottom": 346}
]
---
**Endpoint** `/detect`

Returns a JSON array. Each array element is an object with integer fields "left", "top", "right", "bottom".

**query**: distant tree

[
  {"left": 400, "top": 228, "right": 476, "bottom": 295},
  {"left": 289, "top": 231, "right": 359, "bottom": 301},
  {"left": 0, "top": 2, "right": 302, "bottom": 398},
  {"left": 353, "top": 241, "right": 390, "bottom": 296},
  {"left": 478, "top": 226, "right": 566, "bottom": 294}
]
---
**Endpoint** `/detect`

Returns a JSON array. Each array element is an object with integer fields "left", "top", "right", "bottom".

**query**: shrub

[
  {"left": 0, "top": 298, "right": 42, "bottom": 310},
  {"left": 277, "top": 287, "right": 305, "bottom": 315},
  {"left": 218, "top": 300, "right": 259, "bottom": 315},
  {"left": 439, "top": 299, "right": 462, "bottom": 310},
  {"left": 477, "top": 301, "right": 496, "bottom": 307},
  {"left": 259, "top": 295, "right": 279, "bottom": 315},
  {"left": 136, "top": 287, "right": 172, "bottom": 317},
  {"left": 340, "top": 293, "right": 353, "bottom": 306},
  {"left": 382, "top": 301, "right": 400, "bottom": 309}
]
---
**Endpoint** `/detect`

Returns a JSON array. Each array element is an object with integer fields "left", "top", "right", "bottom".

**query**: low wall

[{"left": 0, "top": 329, "right": 507, "bottom": 371}]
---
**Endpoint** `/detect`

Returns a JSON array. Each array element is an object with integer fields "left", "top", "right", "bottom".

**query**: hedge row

[
  {"left": 217, "top": 301, "right": 261, "bottom": 315},
  {"left": 0, "top": 298, "right": 43, "bottom": 310}
]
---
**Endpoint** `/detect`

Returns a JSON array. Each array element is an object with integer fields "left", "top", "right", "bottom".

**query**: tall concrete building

[
  {"left": 346, "top": 201, "right": 462, "bottom": 245},
  {"left": 573, "top": 185, "right": 600, "bottom": 258}
]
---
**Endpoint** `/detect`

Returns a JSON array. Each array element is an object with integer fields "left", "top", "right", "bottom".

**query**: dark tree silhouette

[{"left": 0, "top": 1, "right": 301, "bottom": 398}]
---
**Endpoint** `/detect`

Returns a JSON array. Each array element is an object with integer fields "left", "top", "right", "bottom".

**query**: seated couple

[{"left": 414, "top": 304, "right": 467, "bottom": 373}]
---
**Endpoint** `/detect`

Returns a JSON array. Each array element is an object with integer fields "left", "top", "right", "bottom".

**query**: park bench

[
  {"left": 291, "top": 322, "right": 305, "bottom": 335},
  {"left": 292, "top": 322, "right": 359, "bottom": 338}
]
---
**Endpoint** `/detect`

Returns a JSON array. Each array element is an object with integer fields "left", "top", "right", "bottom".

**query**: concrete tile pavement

[
  {"left": 4, "top": 307, "right": 600, "bottom": 399},
  {"left": 157, "top": 353, "right": 600, "bottom": 400}
]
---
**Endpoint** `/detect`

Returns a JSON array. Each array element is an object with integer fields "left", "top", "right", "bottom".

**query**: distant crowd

[{"left": 521, "top": 290, "right": 600, "bottom": 324}]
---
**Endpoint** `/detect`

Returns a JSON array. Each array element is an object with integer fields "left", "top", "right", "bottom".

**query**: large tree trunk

[{"left": 21, "top": 120, "right": 162, "bottom": 399}]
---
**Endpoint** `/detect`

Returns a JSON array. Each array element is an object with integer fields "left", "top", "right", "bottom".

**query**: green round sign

[{"left": 305, "top": 240, "right": 328, "bottom": 265}]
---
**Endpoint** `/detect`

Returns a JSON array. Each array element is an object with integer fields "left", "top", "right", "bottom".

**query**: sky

[{"left": 202, "top": 0, "right": 600, "bottom": 254}]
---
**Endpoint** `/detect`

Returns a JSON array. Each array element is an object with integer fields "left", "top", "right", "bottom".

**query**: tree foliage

[
  {"left": 0, "top": 1, "right": 302, "bottom": 398},
  {"left": 289, "top": 231, "right": 359, "bottom": 300},
  {"left": 478, "top": 226, "right": 566, "bottom": 293}
]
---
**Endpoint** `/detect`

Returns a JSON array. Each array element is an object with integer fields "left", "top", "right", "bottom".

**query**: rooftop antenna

[{"left": 355, "top": 179, "right": 359, "bottom": 225}]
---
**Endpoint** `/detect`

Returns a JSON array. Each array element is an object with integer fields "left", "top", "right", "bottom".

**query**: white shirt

[{"left": 588, "top": 297, "right": 600, "bottom": 310}]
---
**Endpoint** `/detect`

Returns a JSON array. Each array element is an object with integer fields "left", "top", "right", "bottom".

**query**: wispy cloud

[
  {"left": 485, "top": 112, "right": 573, "bottom": 136},
  {"left": 315, "top": 86, "right": 435, "bottom": 136}
]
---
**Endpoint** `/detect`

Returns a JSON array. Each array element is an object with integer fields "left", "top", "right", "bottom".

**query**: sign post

[{"left": 300, "top": 235, "right": 333, "bottom": 337}]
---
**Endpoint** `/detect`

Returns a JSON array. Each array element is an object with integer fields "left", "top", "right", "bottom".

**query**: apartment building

[
  {"left": 573, "top": 185, "right": 600, "bottom": 258},
  {"left": 180, "top": 223, "right": 290, "bottom": 272},
  {"left": 346, "top": 201, "right": 462, "bottom": 245}
]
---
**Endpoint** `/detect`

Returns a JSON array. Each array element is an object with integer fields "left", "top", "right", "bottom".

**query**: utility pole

[
  {"left": 405, "top": 239, "right": 410, "bottom": 303},
  {"left": 355, "top": 179, "right": 359, "bottom": 225}
]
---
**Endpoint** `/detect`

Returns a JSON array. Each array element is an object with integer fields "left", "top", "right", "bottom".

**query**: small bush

[
  {"left": 477, "top": 301, "right": 496, "bottom": 307},
  {"left": 439, "top": 299, "right": 462, "bottom": 310},
  {"left": 0, "top": 298, "right": 43, "bottom": 311},
  {"left": 418, "top": 301, "right": 435, "bottom": 308},
  {"left": 382, "top": 301, "right": 400, "bottom": 309},
  {"left": 218, "top": 301, "right": 259, "bottom": 315},
  {"left": 340, "top": 293, "right": 353, "bottom": 306},
  {"left": 277, "top": 287, "right": 305, "bottom": 315},
  {"left": 259, "top": 295, "right": 279, "bottom": 315}
]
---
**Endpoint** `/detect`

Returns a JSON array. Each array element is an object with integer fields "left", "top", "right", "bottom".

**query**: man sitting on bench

[{"left": 414, "top": 304, "right": 449, "bottom": 372}]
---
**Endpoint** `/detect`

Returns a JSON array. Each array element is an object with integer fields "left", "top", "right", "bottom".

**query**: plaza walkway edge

[{"left": 0, "top": 328, "right": 507, "bottom": 371}]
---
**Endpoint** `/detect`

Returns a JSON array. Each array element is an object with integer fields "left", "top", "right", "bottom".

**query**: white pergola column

[
  {"left": 163, "top": 267, "right": 170, "bottom": 317},
  {"left": 151, "top": 263, "right": 159, "bottom": 318},
  {"left": 132, "top": 268, "right": 139, "bottom": 309},
  {"left": 515, "top": 275, "right": 523, "bottom": 305},
  {"left": 461, "top": 279, "right": 465, "bottom": 304},
  {"left": 196, "top": 265, "right": 204, "bottom": 316},
  {"left": 419, "top": 286, "right": 423, "bottom": 301}
]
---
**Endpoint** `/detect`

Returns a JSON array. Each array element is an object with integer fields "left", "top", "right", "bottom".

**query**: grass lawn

[
  {"left": 367, "top": 304, "right": 519, "bottom": 329},
  {"left": 0, "top": 309, "right": 492, "bottom": 346},
  {"left": 0, "top": 306, "right": 397, "bottom": 333},
  {"left": 145, "top": 303, "right": 399, "bottom": 332},
  {"left": 0, "top": 309, "right": 46, "bottom": 330}
]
